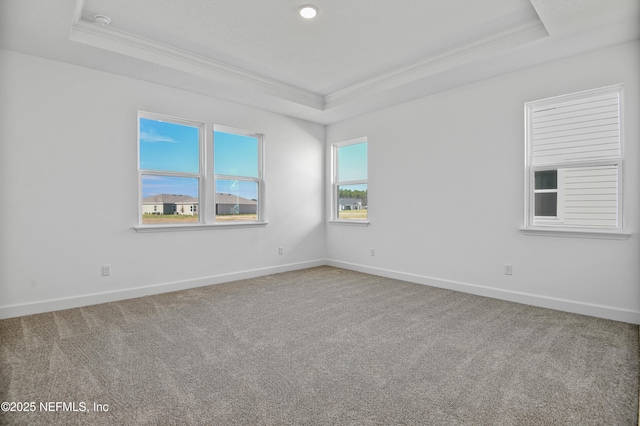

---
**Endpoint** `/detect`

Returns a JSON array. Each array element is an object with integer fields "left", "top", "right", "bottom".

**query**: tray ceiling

[{"left": 1, "top": 0, "right": 638, "bottom": 123}]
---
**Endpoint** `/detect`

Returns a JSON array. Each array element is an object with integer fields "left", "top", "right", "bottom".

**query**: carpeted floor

[{"left": 1, "top": 266, "right": 638, "bottom": 425}]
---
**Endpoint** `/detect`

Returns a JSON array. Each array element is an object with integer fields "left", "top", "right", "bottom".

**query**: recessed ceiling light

[{"left": 298, "top": 5, "right": 318, "bottom": 19}]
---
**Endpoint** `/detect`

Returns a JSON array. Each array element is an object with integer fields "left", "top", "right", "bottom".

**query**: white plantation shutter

[
  {"left": 563, "top": 165, "right": 618, "bottom": 228},
  {"left": 526, "top": 85, "right": 623, "bottom": 230},
  {"left": 531, "top": 91, "right": 621, "bottom": 165}
]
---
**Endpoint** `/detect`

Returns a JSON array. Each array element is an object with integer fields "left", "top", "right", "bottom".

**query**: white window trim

[
  {"left": 134, "top": 222, "right": 268, "bottom": 233},
  {"left": 531, "top": 167, "right": 564, "bottom": 226},
  {"left": 519, "top": 227, "right": 629, "bottom": 240},
  {"left": 212, "top": 124, "right": 265, "bottom": 225},
  {"left": 134, "top": 112, "right": 266, "bottom": 232},
  {"left": 522, "top": 85, "right": 629, "bottom": 239},
  {"left": 330, "top": 137, "right": 369, "bottom": 226}
]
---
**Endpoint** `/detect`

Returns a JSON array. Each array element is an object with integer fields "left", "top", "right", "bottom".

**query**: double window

[
  {"left": 138, "top": 112, "right": 264, "bottom": 227},
  {"left": 524, "top": 85, "right": 624, "bottom": 235},
  {"left": 332, "top": 138, "right": 368, "bottom": 222}
]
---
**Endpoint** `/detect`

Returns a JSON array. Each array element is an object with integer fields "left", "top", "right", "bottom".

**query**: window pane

[
  {"left": 535, "top": 192, "right": 557, "bottom": 217},
  {"left": 141, "top": 175, "right": 199, "bottom": 224},
  {"left": 535, "top": 170, "right": 557, "bottom": 190},
  {"left": 338, "top": 184, "right": 367, "bottom": 220},
  {"left": 214, "top": 131, "right": 259, "bottom": 178},
  {"left": 338, "top": 142, "right": 367, "bottom": 182},
  {"left": 215, "top": 179, "right": 258, "bottom": 221},
  {"left": 139, "top": 118, "right": 199, "bottom": 173}
]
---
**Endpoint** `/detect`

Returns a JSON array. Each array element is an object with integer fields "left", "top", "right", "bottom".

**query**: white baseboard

[
  {"left": 0, "top": 259, "right": 325, "bottom": 320},
  {"left": 2, "top": 258, "right": 638, "bottom": 324},
  {"left": 326, "top": 259, "right": 640, "bottom": 325}
]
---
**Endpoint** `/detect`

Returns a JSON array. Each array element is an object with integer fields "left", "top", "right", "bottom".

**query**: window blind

[
  {"left": 526, "top": 86, "right": 623, "bottom": 230},
  {"left": 563, "top": 165, "right": 618, "bottom": 228},
  {"left": 531, "top": 91, "right": 621, "bottom": 165}
]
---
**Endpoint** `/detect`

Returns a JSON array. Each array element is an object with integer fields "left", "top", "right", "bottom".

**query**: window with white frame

[
  {"left": 139, "top": 113, "right": 203, "bottom": 225},
  {"left": 138, "top": 112, "right": 264, "bottom": 227},
  {"left": 333, "top": 138, "right": 368, "bottom": 221},
  {"left": 524, "top": 85, "right": 624, "bottom": 234},
  {"left": 213, "top": 127, "right": 263, "bottom": 222}
]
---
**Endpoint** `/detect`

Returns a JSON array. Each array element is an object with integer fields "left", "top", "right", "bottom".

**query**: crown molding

[
  {"left": 70, "top": 14, "right": 547, "bottom": 116},
  {"left": 324, "top": 17, "right": 548, "bottom": 110},
  {"left": 70, "top": 18, "right": 325, "bottom": 111}
]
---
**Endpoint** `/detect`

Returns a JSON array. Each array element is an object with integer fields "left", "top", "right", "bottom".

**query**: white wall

[
  {"left": 2, "top": 40, "right": 638, "bottom": 324},
  {"left": 326, "top": 40, "right": 640, "bottom": 324},
  {"left": 0, "top": 49, "right": 325, "bottom": 318}
]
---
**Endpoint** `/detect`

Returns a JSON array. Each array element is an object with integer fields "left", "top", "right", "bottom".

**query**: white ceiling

[{"left": 1, "top": 0, "right": 638, "bottom": 124}]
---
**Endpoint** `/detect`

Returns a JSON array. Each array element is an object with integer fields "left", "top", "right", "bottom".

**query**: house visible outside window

[
  {"left": 138, "top": 112, "right": 264, "bottom": 227},
  {"left": 139, "top": 113, "right": 202, "bottom": 225},
  {"left": 213, "top": 126, "right": 263, "bottom": 222},
  {"left": 332, "top": 137, "right": 368, "bottom": 221},
  {"left": 524, "top": 85, "right": 625, "bottom": 236}
]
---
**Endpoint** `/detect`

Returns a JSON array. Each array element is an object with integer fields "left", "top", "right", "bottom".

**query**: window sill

[
  {"left": 328, "top": 220, "right": 370, "bottom": 227},
  {"left": 520, "top": 227, "right": 630, "bottom": 240},
  {"left": 133, "top": 222, "right": 268, "bottom": 233}
]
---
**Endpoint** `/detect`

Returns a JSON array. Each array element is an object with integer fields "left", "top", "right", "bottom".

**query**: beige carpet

[{"left": 1, "top": 266, "right": 638, "bottom": 425}]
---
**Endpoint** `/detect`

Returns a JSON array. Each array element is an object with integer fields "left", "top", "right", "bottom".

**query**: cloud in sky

[{"left": 140, "top": 130, "right": 178, "bottom": 144}]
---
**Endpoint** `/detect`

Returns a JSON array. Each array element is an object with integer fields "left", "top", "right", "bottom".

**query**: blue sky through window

[
  {"left": 139, "top": 118, "right": 260, "bottom": 200},
  {"left": 338, "top": 142, "right": 367, "bottom": 182},
  {"left": 216, "top": 179, "right": 258, "bottom": 201},
  {"left": 214, "top": 131, "right": 259, "bottom": 178},
  {"left": 139, "top": 118, "right": 199, "bottom": 173},
  {"left": 142, "top": 175, "right": 198, "bottom": 198}
]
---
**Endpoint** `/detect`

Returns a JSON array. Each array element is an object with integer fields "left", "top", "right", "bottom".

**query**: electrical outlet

[
  {"left": 102, "top": 265, "right": 111, "bottom": 276},
  {"left": 370, "top": 248, "right": 375, "bottom": 256},
  {"left": 504, "top": 264, "right": 512, "bottom": 275},
  {"left": 278, "top": 247, "right": 284, "bottom": 255}
]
